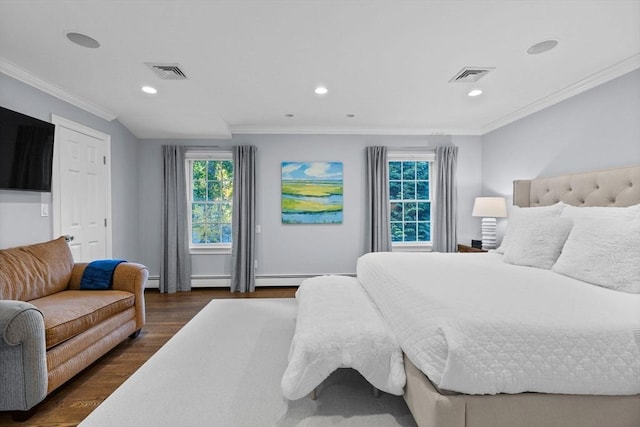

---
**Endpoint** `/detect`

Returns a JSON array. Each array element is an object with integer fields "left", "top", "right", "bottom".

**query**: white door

[{"left": 52, "top": 116, "right": 111, "bottom": 262}]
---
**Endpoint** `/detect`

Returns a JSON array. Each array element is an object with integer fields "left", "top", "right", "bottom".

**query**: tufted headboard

[{"left": 513, "top": 165, "right": 640, "bottom": 207}]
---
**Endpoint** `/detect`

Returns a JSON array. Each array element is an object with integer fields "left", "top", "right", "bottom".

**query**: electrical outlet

[
  {"left": 256, "top": 225, "right": 261, "bottom": 234},
  {"left": 254, "top": 259, "right": 258, "bottom": 269}
]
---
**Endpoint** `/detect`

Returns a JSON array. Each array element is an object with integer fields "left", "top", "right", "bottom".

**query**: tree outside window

[
  {"left": 389, "top": 160, "right": 431, "bottom": 244},
  {"left": 189, "top": 159, "right": 233, "bottom": 245}
]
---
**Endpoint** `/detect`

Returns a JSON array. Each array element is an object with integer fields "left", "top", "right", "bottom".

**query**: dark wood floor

[{"left": 0, "top": 287, "right": 296, "bottom": 427}]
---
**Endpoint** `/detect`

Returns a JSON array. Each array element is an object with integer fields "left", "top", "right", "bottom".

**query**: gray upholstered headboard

[{"left": 513, "top": 165, "right": 640, "bottom": 208}]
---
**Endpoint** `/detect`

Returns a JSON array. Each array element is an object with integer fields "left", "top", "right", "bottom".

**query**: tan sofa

[{"left": 0, "top": 237, "right": 147, "bottom": 413}]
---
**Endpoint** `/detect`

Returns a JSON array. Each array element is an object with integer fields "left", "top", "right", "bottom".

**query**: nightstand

[{"left": 457, "top": 244, "right": 488, "bottom": 253}]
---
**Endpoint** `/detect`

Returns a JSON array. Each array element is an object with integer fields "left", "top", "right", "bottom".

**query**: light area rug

[{"left": 80, "top": 298, "right": 417, "bottom": 427}]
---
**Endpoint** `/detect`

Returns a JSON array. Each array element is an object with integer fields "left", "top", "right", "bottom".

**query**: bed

[{"left": 357, "top": 165, "right": 640, "bottom": 427}]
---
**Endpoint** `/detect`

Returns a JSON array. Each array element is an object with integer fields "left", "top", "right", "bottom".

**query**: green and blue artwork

[{"left": 281, "top": 161, "right": 343, "bottom": 224}]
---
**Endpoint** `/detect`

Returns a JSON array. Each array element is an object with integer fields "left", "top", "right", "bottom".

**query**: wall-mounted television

[{"left": 0, "top": 106, "right": 55, "bottom": 192}]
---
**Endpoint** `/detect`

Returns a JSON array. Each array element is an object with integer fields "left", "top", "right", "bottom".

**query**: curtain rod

[
  {"left": 185, "top": 145, "right": 223, "bottom": 149},
  {"left": 387, "top": 146, "right": 437, "bottom": 151}
]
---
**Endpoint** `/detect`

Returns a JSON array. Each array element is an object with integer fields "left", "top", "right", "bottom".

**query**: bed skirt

[{"left": 403, "top": 355, "right": 640, "bottom": 427}]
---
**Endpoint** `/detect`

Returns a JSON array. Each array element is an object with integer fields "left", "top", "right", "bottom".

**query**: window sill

[
  {"left": 189, "top": 246, "right": 232, "bottom": 255},
  {"left": 391, "top": 244, "right": 433, "bottom": 253}
]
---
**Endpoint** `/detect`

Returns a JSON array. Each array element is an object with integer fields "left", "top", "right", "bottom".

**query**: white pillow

[
  {"left": 496, "top": 202, "right": 566, "bottom": 254},
  {"left": 552, "top": 217, "right": 640, "bottom": 293},
  {"left": 503, "top": 217, "right": 573, "bottom": 269}
]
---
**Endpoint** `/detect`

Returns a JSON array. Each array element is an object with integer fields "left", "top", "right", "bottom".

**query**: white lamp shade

[{"left": 472, "top": 197, "right": 507, "bottom": 218}]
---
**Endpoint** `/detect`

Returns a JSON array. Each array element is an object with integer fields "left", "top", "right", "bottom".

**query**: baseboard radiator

[{"left": 145, "top": 273, "right": 356, "bottom": 289}]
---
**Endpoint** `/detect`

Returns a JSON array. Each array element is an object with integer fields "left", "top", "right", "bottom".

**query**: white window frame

[
  {"left": 185, "top": 150, "right": 233, "bottom": 254},
  {"left": 388, "top": 151, "right": 435, "bottom": 252}
]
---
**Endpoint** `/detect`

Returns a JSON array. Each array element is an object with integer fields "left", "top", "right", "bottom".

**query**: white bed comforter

[
  {"left": 357, "top": 252, "right": 640, "bottom": 395},
  {"left": 281, "top": 275, "right": 406, "bottom": 400}
]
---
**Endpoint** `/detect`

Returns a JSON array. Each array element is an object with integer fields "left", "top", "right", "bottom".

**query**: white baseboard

[{"left": 145, "top": 273, "right": 356, "bottom": 289}]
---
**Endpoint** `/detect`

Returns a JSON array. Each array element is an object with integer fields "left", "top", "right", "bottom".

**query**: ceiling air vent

[
  {"left": 449, "top": 67, "right": 494, "bottom": 83},
  {"left": 145, "top": 63, "right": 187, "bottom": 80}
]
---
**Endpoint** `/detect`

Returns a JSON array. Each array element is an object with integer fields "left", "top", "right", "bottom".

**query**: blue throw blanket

[{"left": 80, "top": 259, "right": 126, "bottom": 290}]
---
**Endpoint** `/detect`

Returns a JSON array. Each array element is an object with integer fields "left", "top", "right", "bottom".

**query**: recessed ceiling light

[
  {"left": 467, "top": 89, "right": 483, "bottom": 97},
  {"left": 346, "top": 114, "right": 355, "bottom": 118},
  {"left": 142, "top": 86, "right": 157, "bottom": 94},
  {"left": 527, "top": 39, "right": 559, "bottom": 55},
  {"left": 314, "top": 86, "right": 328, "bottom": 95},
  {"left": 284, "top": 114, "right": 294, "bottom": 118},
  {"left": 66, "top": 32, "right": 100, "bottom": 49}
]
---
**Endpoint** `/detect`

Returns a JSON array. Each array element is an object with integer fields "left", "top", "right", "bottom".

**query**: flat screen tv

[{"left": 0, "top": 106, "right": 55, "bottom": 192}]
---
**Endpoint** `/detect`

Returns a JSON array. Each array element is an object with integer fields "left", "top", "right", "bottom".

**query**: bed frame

[{"left": 403, "top": 165, "right": 640, "bottom": 427}]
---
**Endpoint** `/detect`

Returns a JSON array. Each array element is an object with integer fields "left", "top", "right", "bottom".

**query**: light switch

[{"left": 40, "top": 204, "right": 49, "bottom": 217}]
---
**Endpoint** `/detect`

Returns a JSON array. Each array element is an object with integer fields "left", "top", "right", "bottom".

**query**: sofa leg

[
  {"left": 129, "top": 329, "right": 141, "bottom": 339},
  {"left": 11, "top": 407, "right": 37, "bottom": 422},
  {"left": 372, "top": 386, "right": 380, "bottom": 398}
]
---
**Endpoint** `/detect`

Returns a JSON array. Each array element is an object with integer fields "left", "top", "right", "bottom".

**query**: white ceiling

[{"left": 1, "top": 0, "right": 639, "bottom": 139}]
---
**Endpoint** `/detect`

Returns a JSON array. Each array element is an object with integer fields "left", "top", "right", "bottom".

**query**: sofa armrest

[
  {"left": 0, "top": 300, "right": 48, "bottom": 411},
  {"left": 69, "top": 262, "right": 149, "bottom": 332},
  {"left": 112, "top": 263, "right": 148, "bottom": 331}
]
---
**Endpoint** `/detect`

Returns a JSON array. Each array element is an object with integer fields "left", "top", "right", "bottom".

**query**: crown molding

[
  {"left": 0, "top": 58, "right": 118, "bottom": 122},
  {"left": 231, "top": 126, "right": 482, "bottom": 136},
  {"left": 480, "top": 53, "right": 640, "bottom": 135}
]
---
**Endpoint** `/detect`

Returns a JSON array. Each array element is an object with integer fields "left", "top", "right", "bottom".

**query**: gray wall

[
  {"left": 0, "top": 73, "right": 140, "bottom": 260},
  {"left": 481, "top": 69, "right": 640, "bottom": 240},
  {"left": 482, "top": 69, "right": 640, "bottom": 199},
  {"left": 138, "top": 135, "right": 482, "bottom": 278}
]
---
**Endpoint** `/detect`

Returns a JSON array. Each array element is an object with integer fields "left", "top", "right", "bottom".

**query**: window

[
  {"left": 388, "top": 153, "right": 434, "bottom": 247},
  {"left": 186, "top": 152, "right": 233, "bottom": 252}
]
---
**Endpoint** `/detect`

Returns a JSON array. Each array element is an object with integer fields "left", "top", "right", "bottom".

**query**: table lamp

[{"left": 472, "top": 197, "right": 507, "bottom": 250}]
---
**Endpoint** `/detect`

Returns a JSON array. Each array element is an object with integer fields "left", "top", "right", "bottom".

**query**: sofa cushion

[
  {"left": 0, "top": 237, "right": 74, "bottom": 301},
  {"left": 29, "top": 290, "right": 135, "bottom": 349}
]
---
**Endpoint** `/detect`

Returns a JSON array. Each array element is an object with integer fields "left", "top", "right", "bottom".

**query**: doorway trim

[{"left": 51, "top": 114, "right": 113, "bottom": 257}]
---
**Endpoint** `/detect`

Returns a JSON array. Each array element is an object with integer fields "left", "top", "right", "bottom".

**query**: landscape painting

[{"left": 281, "top": 162, "right": 343, "bottom": 224}]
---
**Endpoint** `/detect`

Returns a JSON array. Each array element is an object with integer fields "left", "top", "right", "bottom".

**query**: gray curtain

[
  {"left": 160, "top": 145, "right": 191, "bottom": 293},
  {"left": 433, "top": 145, "right": 459, "bottom": 252},
  {"left": 366, "top": 146, "right": 391, "bottom": 252},
  {"left": 231, "top": 145, "right": 257, "bottom": 293}
]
